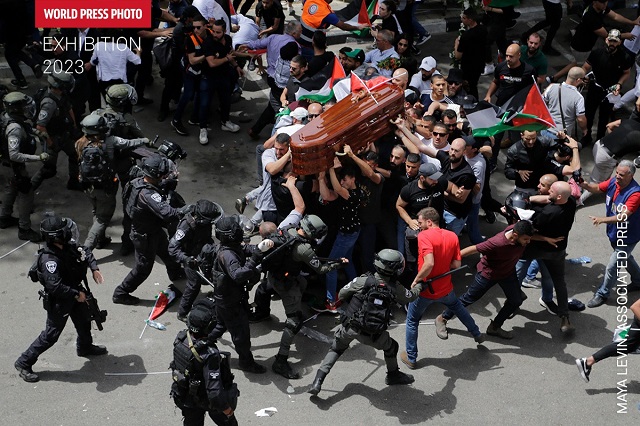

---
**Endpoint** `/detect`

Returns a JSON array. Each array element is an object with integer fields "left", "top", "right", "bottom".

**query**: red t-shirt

[
  {"left": 417, "top": 227, "right": 461, "bottom": 299},
  {"left": 598, "top": 178, "right": 640, "bottom": 214},
  {"left": 475, "top": 225, "right": 527, "bottom": 281}
]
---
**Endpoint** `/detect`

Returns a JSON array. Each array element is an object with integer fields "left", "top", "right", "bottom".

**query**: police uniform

[
  {"left": 78, "top": 134, "right": 148, "bottom": 250},
  {"left": 31, "top": 89, "right": 79, "bottom": 190},
  {"left": 112, "top": 176, "right": 184, "bottom": 302},
  {"left": 15, "top": 242, "right": 102, "bottom": 371},
  {"left": 203, "top": 242, "right": 264, "bottom": 372},
  {"left": 268, "top": 227, "right": 344, "bottom": 377},
  {"left": 315, "top": 272, "right": 423, "bottom": 384},
  {"left": 1, "top": 113, "right": 39, "bottom": 234},
  {"left": 169, "top": 214, "right": 215, "bottom": 318}
]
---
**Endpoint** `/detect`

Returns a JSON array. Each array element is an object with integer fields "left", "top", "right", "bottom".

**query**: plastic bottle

[{"left": 567, "top": 256, "right": 591, "bottom": 264}]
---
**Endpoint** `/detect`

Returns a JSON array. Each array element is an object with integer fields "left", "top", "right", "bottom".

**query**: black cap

[
  {"left": 463, "top": 134, "right": 483, "bottom": 149},
  {"left": 418, "top": 163, "right": 443, "bottom": 180}
]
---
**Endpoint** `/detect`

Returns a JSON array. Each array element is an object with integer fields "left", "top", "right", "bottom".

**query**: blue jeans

[
  {"left": 443, "top": 210, "right": 467, "bottom": 236},
  {"left": 397, "top": 218, "right": 407, "bottom": 257},
  {"left": 465, "top": 202, "right": 484, "bottom": 244},
  {"left": 410, "top": 2, "right": 428, "bottom": 38},
  {"left": 173, "top": 70, "right": 199, "bottom": 123},
  {"left": 405, "top": 291, "right": 480, "bottom": 363},
  {"left": 526, "top": 259, "right": 539, "bottom": 281},
  {"left": 516, "top": 258, "right": 554, "bottom": 301},
  {"left": 442, "top": 272, "right": 522, "bottom": 328},
  {"left": 326, "top": 229, "right": 360, "bottom": 302},
  {"left": 596, "top": 242, "right": 640, "bottom": 299}
]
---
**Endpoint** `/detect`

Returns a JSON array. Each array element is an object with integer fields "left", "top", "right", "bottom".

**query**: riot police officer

[
  {"left": 30, "top": 71, "right": 81, "bottom": 191},
  {"left": 261, "top": 215, "right": 348, "bottom": 379},
  {"left": 75, "top": 113, "right": 151, "bottom": 249},
  {"left": 112, "top": 154, "right": 189, "bottom": 305},
  {"left": 14, "top": 214, "right": 107, "bottom": 383},
  {"left": 170, "top": 299, "right": 239, "bottom": 426},
  {"left": 0, "top": 92, "right": 47, "bottom": 242},
  {"left": 308, "top": 249, "right": 422, "bottom": 395},
  {"left": 169, "top": 199, "right": 223, "bottom": 321},
  {"left": 200, "top": 215, "right": 267, "bottom": 374}
]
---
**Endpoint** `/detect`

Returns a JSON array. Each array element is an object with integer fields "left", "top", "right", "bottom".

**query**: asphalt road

[{"left": 1, "top": 9, "right": 640, "bottom": 425}]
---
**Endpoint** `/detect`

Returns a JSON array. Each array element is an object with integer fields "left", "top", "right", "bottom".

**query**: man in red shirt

[
  {"left": 401, "top": 207, "right": 482, "bottom": 370},
  {"left": 439, "top": 220, "right": 535, "bottom": 340}
]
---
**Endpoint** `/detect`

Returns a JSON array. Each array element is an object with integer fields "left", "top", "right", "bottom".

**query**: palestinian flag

[
  {"left": 228, "top": 0, "right": 236, "bottom": 16},
  {"left": 467, "top": 83, "right": 556, "bottom": 137},
  {"left": 346, "top": 0, "right": 375, "bottom": 37},
  {"left": 295, "top": 57, "right": 346, "bottom": 103},
  {"left": 149, "top": 288, "right": 177, "bottom": 321}
]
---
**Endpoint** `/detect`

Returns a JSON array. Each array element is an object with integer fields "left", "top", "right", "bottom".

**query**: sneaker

[
  {"left": 400, "top": 351, "right": 417, "bottom": 370},
  {"left": 435, "top": 314, "right": 448, "bottom": 340},
  {"left": 33, "top": 63, "right": 43, "bottom": 78},
  {"left": 415, "top": 34, "right": 431, "bottom": 46},
  {"left": 313, "top": 300, "right": 339, "bottom": 314},
  {"left": 199, "top": 128, "right": 209, "bottom": 145},
  {"left": 539, "top": 297, "right": 558, "bottom": 315},
  {"left": 587, "top": 294, "right": 607, "bottom": 308},
  {"left": 18, "top": 228, "right": 43, "bottom": 243},
  {"left": 484, "top": 211, "right": 496, "bottom": 224},
  {"left": 11, "top": 79, "right": 28, "bottom": 89},
  {"left": 506, "top": 19, "right": 517, "bottom": 30},
  {"left": 575, "top": 358, "right": 591, "bottom": 382},
  {"left": 221, "top": 120, "right": 240, "bottom": 133},
  {"left": 15, "top": 361, "right": 39, "bottom": 383},
  {"left": 112, "top": 293, "right": 140, "bottom": 305},
  {"left": 77, "top": 344, "right": 108, "bottom": 357},
  {"left": 238, "top": 360, "right": 267, "bottom": 374},
  {"left": 560, "top": 315, "right": 574, "bottom": 333},
  {"left": 171, "top": 119, "right": 189, "bottom": 136},
  {"left": 542, "top": 46, "right": 561, "bottom": 56},
  {"left": 486, "top": 320, "right": 513, "bottom": 340},
  {"left": 522, "top": 277, "right": 541, "bottom": 288},
  {"left": 385, "top": 369, "right": 414, "bottom": 386},
  {"left": 482, "top": 63, "right": 495, "bottom": 76},
  {"left": 235, "top": 197, "right": 248, "bottom": 214},
  {"left": 474, "top": 333, "right": 486, "bottom": 344},
  {"left": 248, "top": 57, "right": 257, "bottom": 71},
  {"left": 0, "top": 216, "right": 19, "bottom": 229}
]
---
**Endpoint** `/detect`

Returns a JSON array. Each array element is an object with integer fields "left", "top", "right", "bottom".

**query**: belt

[{"left": 600, "top": 143, "right": 617, "bottom": 160}]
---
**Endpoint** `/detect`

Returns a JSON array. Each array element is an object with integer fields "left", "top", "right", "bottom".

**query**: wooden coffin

[{"left": 290, "top": 83, "right": 405, "bottom": 176}]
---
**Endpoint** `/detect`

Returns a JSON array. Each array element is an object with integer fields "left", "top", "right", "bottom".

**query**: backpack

[
  {"left": 79, "top": 141, "right": 114, "bottom": 185},
  {"left": 170, "top": 329, "right": 237, "bottom": 409},
  {"left": 259, "top": 227, "right": 301, "bottom": 279},
  {"left": 0, "top": 114, "right": 16, "bottom": 166},
  {"left": 347, "top": 274, "right": 395, "bottom": 335},
  {"left": 197, "top": 243, "right": 226, "bottom": 291}
]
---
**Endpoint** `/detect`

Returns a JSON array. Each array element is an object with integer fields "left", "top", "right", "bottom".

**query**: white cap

[
  {"left": 419, "top": 56, "right": 437, "bottom": 72},
  {"left": 290, "top": 107, "right": 309, "bottom": 120}
]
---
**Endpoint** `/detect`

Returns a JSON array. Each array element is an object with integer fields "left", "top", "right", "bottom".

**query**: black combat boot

[
  {"left": 272, "top": 354, "right": 300, "bottom": 379},
  {"left": 307, "top": 370, "right": 327, "bottom": 395},
  {"left": 77, "top": 344, "right": 108, "bottom": 357},
  {"left": 15, "top": 361, "right": 39, "bottom": 383},
  {"left": 385, "top": 369, "right": 415, "bottom": 386}
]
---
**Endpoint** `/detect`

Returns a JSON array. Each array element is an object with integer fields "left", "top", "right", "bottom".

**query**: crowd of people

[{"left": 4, "top": 0, "right": 640, "bottom": 424}]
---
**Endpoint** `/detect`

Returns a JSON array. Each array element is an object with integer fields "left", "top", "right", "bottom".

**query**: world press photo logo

[{"left": 35, "top": 0, "right": 151, "bottom": 28}]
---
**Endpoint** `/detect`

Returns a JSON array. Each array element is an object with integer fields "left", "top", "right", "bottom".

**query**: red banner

[{"left": 35, "top": 0, "right": 151, "bottom": 28}]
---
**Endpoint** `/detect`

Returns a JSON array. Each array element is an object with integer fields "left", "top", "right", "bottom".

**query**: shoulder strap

[
  {"left": 186, "top": 330, "right": 204, "bottom": 363},
  {"left": 557, "top": 84, "right": 566, "bottom": 129}
]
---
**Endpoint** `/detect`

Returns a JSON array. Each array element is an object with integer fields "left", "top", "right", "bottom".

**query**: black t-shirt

[
  {"left": 256, "top": 1, "right": 285, "bottom": 34},
  {"left": 457, "top": 24, "right": 488, "bottom": 73},
  {"left": 436, "top": 150, "right": 476, "bottom": 218},
  {"left": 203, "top": 34, "right": 233, "bottom": 78},
  {"left": 526, "top": 197, "right": 577, "bottom": 253},
  {"left": 359, "top": 174, "right": 384, "bottom": 224},
  {"left": 184, "top": 31, "right": 209, "bottom": 73},
  {"left": 381, "top": 165, "right": 407, "bottom": 211},
  {"left": 337, "top": 188, "right": 364, "bottom": 233},
  {"left": 571, "top": 5, "right": 610, "bottom": 52},
  {"left": 373, "top": 14, "right": 401, "bottom": 35},
  {"left": 307, "top": 51, "right": 336, "bottom": 78},
  {"left": 493, "top": 61, "right": 537, "bottom": 106},
  {"left": 586, "top": 47, "right": 634, "bottom": 88},
  {"left": 399, "top": 177, "right": 448, "bottom": 219},
  {"left": 603, "top": 117, "right": 640, "bottom": 157}
]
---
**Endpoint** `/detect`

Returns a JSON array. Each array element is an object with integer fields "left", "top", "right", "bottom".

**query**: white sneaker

[
  {"left": 221, "top": 120, "right": 240, "bottom": 133},
  {"left": 482, "top": 63, "right": 495, "bottom": 76},
  {"left": 199, "top": 128, "right": 208, "bottom": 145}
]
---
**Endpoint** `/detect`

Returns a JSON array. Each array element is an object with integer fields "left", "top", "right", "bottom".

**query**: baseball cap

[
  {"left": 607, "top": 29, "right": 622, "bottom": 42},
  {"left": 418, "top": 163, "right": 443, "bottom": 180},
  {"left": 344, "top": 49, "right": 365, "bottom": 63},
  {"left": 419, "top": 56, "right": 437, "bottom": 72},
  {"left": 290, "top": 107, "right": 309, "bottom": 120},
  {"left": 462, "top": 134, "right": 483, "bottom": 149}
]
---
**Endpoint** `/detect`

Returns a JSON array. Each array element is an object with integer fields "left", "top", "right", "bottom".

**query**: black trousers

[
  {"left": 527, "top": 0, "right": 562, "bottom": 47},
  {"left": 178, "top": 266, "right": 208, "bottom": 317},
  {"left": 17, "top": 299, "right": 93, "bottom": 367},
  {"left": 182, "top": 407, "right": 237, "bottom": 426},
  {"left": 114, "top": 227, "right": 182, "bottom": 297},
  {"left": 30, "top": 137, "right": 79, "bottom": 190},
  {"left": 160, "top": 60, "right": 184, "bottom": 114},
  {"left": 209, "top": 300, "right": 255, "bottom": 365},
  {"left": 584, "top": 85, "right": 613, "bottom": 145},
  {"left": 252, "top": 277, "right": 274, "bottom": 316},
  {"left": 593, "top": 317, "right": 640, "bottom": 362}
]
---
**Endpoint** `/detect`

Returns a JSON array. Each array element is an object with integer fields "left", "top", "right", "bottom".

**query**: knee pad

[
  {"left": 284, "top": 313, "right": 302, "bottom": 334},
  {"left": 383, "top": 339, "right": 399, "bottom": 358}
]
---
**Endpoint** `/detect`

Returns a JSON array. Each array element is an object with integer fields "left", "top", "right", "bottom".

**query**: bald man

[
  {"left": 542, "top": 67, "right": 587, "bottom": 138},
  {"left": 521, "top": 180, "right": 577, "bottom": 333},
  {"left": 392, "top": 67, "right": 409, "bottom": 91},
  {"left": 485, "top": 44, "right": 537, "bottom": 106}
]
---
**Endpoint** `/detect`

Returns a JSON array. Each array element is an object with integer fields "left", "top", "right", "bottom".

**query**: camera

[{"left": 572, "top": 168, "right": 584, "bottom": 184}]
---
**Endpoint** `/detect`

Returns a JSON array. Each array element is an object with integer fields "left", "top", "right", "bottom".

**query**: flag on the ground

[
  {"left": 466, "top": 83, "right": 556, "bottom": 137},
  {"left": 346, "top": 0, "right": 374, "bottom": 36},
  {"left": 295, "top": 57, "right": 346, "bottom": 103},
  {"left": 149, "top": 288, "right": 176, "bottom": 321}
]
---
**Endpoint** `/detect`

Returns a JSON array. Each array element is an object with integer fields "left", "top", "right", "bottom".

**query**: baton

[
  {"left": 423, "top": 264, "right": 469, "bottom": 294},
  {"left": 196, "top": 268, "right": 215, "bottom": 289}
]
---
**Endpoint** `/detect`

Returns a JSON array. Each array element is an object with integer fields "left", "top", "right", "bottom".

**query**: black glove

[
  {"left": 185, "top": 256, "right": 198, "bottom": 268},
  {"left": 178, "top": 204, "right": 194, "bottom": 216}
]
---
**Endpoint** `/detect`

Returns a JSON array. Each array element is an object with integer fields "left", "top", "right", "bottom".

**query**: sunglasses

[
  {"left": 433, "top": 131, "right": 448, "bottom": 136},
  {"left": 448, "top": 81, "right": 461, "bottom": 85},
  {"left": 193, "top": 25, "right": 203, "bottom": 29},
  {"left": 308, "top": 114, "right": 319, "bottom": 118}
]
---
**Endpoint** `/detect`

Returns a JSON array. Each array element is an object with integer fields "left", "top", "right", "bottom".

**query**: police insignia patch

[
  {"left": 309, "top": 4, "right": 318, "bottom": 14},
  {"left": 38, "top": 110, "right": 48, "bottom": 121},
  {"left": 175, "top": 230, "right": 185, "bottom": 240},
  {"left": 45, "top": 261, "right": 57, "bottom": 273},
  {"left": 8, "top": 138, "right": 19, "bottom": 150},
  {"left": 310, "top": 258, "right": 320, "bottom": 268},
  {"left": 151, "top": 193, "right": 162, "bottom": 202}
]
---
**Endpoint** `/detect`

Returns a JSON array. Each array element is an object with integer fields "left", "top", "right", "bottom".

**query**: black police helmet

[
  {"left": 141, "top": 154, "right": 169, "bottom": 179},
  {"left": 194, "top": 200, "right": 223, "bottom": 226},
  {"left": 215, "top": 215, "right": 244, "bottom": 244},
  {"left": 187, "top": 298, "right": 216, "bottom": 335},
  {"left": 40, "top": 214, "right": 72, "bottom": 245},
  {"left": 157, "top": 140, "right": 187, "bottom": 161},
  {"left": 374, "top": 249, "right": 405, "bottom": 277},
  {"left": 504, "top": 190, "right": 531, "bottom": 223}
]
